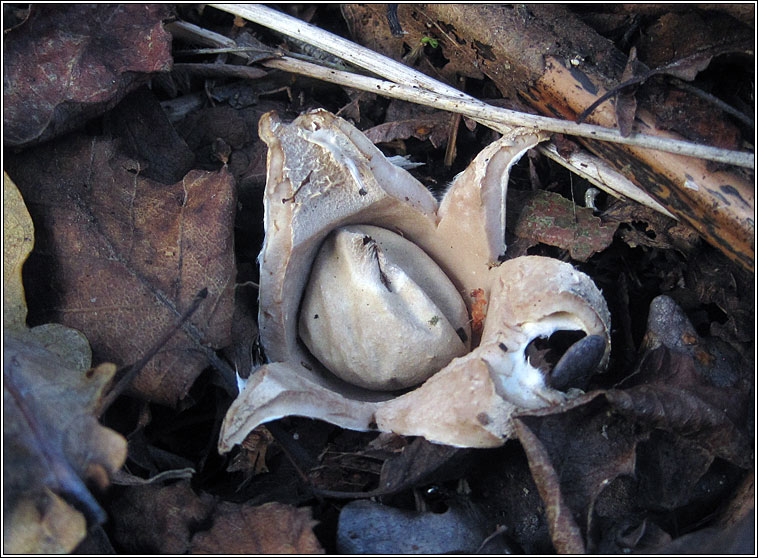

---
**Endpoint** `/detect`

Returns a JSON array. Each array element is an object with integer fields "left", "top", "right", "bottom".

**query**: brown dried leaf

[
  {"left": 7, "top": 134, "right": 236, "bottom": 406},
  {"left": 190, "top": 501, "right": 324, "bottom": 554},
  {"left": 606, "top": 346, "right": 752, "bottom": 468},
  {"left": 226, "top": 425, "right": 275, "bottom": 477},
  {"left": 364, "top": 113, "right": 456, "bottom": 149},
  {"left": 3, "top": 4, "right": 173, "bottom": 147},
  {"left": 110, "top": 481, "right": 216, "bottom": 554},
  {"left": 602, "top": 199, "right": 700, "bottom": 252},
  {"left": 513, "top": 190, "right": 617, "bottom": 261},
  {"left": 3, "top": 330, "right": 127, "bottom": 553}
]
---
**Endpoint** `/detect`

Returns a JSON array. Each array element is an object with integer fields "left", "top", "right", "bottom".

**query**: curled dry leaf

[
  {"left": 3, "top": 4, "right": 173, "bottom": 147},
  {"left": 219, "top": 109, "right": 611, "bottom": 451},
  {"left": 511, "top": 295, "right": 752, "bottom": 553},
  {"left": 7, "top": 135, "right": 236, "bottom": 406},
  {"left": 3, "top": 331, "right": 127, "bottom": 553}
]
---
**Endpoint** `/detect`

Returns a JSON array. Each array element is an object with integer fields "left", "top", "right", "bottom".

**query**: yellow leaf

[
  {"left": 3, "top": 171, "right": 34, "bottom": 331},
  {"left": 3, "top": 489, "right": 87, "bottom": 554}
]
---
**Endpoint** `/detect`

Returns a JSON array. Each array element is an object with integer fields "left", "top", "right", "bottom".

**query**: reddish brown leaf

[
  {"left": 513, "top": 190, "right": 617, "bottom": 261},
  {"left": 7, "top": 134, "right": 236, "bottom": 406},
  {"left": 190, "top": 501, "right": 324, "bottom": 554},
  {"left": 3, "top": 4, "right": 173, "bottom": 147}
]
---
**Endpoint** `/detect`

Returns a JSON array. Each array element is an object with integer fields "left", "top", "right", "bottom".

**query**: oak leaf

[{"left": 7, "top": 134, "right": 237, "bottom": 406}]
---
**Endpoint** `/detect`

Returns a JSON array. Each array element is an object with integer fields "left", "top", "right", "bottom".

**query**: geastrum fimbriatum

[{"left": 219, "top": 109, "right": 611, "bottom": 450}]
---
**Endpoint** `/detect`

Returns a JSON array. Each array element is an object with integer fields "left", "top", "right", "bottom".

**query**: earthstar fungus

[{"left": 219, "top": 109, "right": 611, "bottom": 450}]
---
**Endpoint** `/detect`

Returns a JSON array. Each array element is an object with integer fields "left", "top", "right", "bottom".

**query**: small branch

[
  {"left": 209, "top": 4, "right": 754, "bottom": 170},
  {"left": 166, "top": 20, "right": 237, "bottom": 48},
  {"left": 208, "top": 3, "right": 474, "bottom": 102},
  {"left": 167, "top": 17, "right": 725, "bottom": 215},
  {"left": 262, "top": 55, "right": 754, "bottom": 169},
  {"left": 96, "top": 288, "right": 208, "bottom": 416},
  {"left": 674, "top": 80, "right": 754, "bottom": 129}
]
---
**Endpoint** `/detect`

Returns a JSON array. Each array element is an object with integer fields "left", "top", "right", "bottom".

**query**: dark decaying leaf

[
  {"left": 465, "top": 442, "right": 555, "bottom": 554},
  {"left": 3, "top": 4, "right": 173, "bottom": 147},
  {"left": 513, "top": 294, "right": 752, "bottom": 552},
  {"left": 110, "top": 480, "right": 323, "bottom": 554},
  {"left": 104, "top": 87, "right": 195, "bottom": 185},
  {"left": 606, "top": 347, "right": 752, "bottom": 468},
  {"left": 110, "top": 481, "right": 216, "bottom": 554},
  {"left": 363, "top": 113, "right": 456, "bottom": 149},
  {"left": 514, "top": 394, "right": 641, "bottom": 553},
  {"left": 3, "top": 331, "right": 127, "bottom": 551},
  {"left": 377, "top": 437, "right": 469, "bottom": 496},
  {"left": 7, "top": 135, "right": 236, "bottom": 407}
]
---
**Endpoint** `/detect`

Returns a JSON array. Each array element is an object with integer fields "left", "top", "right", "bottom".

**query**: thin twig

[
  {"left": 209, "top": 3, "right": 474, "bottom": 101},
  {"left": 172, "top": 62, "right": 268, "bottom": 80},
  {"left": 167, "top": 18, "right": 684, "bottom": 215},
  {"left": 96, "top": 288, "right": 208, "bottom": 417},
  {"left": 262, "top": 55, "right": 755, "bottom": 169},
  {"left": 210, "top": 4, "right": 754, "bottom": 170},
  {"left": 576, "top": 42, "right": 753, "bottom": 124},
  {"left": 674, "top": 80, "right": 754, "bottom": 129}
]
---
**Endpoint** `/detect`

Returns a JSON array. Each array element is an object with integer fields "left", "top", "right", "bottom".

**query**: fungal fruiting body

[
  {"left": 299, "top": 225, "right": 470, "bottom": 391},
  {"left": 219, "top": 109, "right": 610, "bottom": 451}
]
